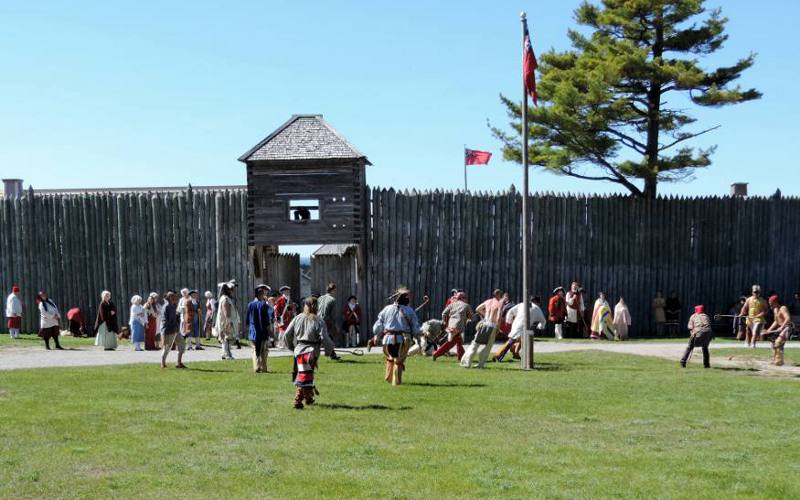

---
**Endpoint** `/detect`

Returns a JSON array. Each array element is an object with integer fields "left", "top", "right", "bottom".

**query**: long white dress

[{"left": 613, "top": 300, "right": 632, "bottom": 340}]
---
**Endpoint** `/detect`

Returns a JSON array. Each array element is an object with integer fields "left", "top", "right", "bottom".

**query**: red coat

[
  {"left": 548, "top": 295, "right": 567, "bottom": 323},
  {"left": 274, "top": 296, "right": 296, "bottom": 333},
  {"left": 342, "top": 304, "right": 362, "bottom": 326}
]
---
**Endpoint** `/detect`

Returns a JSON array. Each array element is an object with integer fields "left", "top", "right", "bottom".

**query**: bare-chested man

[
  {"left": 740, "top": 284, "right": 768, "bottom": 348},
  {"left": 764, "top": 295, "right": 794, "bottom": 366}
]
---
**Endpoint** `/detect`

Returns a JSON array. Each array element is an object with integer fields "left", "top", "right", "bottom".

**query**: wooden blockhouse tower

[{"left": 239, "top": 115, "right": 370, "bottom": 304}]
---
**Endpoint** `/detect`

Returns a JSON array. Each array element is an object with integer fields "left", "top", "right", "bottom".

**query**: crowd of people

[{"left": 3, "top": 279, "right": 798, "bottom": 408}]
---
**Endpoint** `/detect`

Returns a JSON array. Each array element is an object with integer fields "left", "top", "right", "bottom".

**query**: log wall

[{"left": 3, "top": 187, "right": 799, "bottom": 337}]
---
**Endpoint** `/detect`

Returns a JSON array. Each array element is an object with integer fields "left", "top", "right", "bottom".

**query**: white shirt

[
  {"left": 505, "top": 303, "right": 547, "bottom": 340},
  {"left": 6, "top": 293, "right": 22, "bottom": 317},
  {"left": 129, "top": 304, "right": 147, "bottom": 327},
  {"left": 38, "top": 301, "right": 60, "bottom": 329}
]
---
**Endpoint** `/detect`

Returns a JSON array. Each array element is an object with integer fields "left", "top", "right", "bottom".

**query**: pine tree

[{"left": 492, "top": 0, "right": 761, "bottom": 197}]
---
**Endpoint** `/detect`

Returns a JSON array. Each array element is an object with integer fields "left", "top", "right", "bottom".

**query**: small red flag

[
  {"left": 523, "top": 20, "right": 538, "bottom": 105},
  {"left": 465, "top": 148, "right": 492, "bottom": 166}
]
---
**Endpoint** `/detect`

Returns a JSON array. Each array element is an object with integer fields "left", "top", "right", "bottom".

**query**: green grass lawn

[
  {"left": 1, "top": 352, "right": 798, "bottom": 499},
  {"left": 0, "top": 333, "right": 98, "bottom": 349}
]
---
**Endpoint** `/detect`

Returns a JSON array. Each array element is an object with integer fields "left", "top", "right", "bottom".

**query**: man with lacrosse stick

[
  {"left": 680, "top": 305, "right": 713, "bottom": 368},
  {"left": 764, "top": 295, "right": 794, "bottom": 366},
  {"left": 741, "top": 285, "right": 768, "bottom": 348}
]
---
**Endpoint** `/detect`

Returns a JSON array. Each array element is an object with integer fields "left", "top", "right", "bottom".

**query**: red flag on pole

[
  {"left": 465, "top": 148, "right": 492, "bottom": 165},
  {"left": 523, "top": 19, "right": 538, "bottom": 106}
]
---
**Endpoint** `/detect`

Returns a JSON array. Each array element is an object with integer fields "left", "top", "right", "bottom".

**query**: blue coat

[{"left": 247, "top": 299, "right": 273, "bottom": 343}]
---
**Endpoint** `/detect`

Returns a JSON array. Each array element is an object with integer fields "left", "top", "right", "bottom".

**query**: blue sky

[{"left": 0, "top": 0, "right": 797, "bottom": 198}]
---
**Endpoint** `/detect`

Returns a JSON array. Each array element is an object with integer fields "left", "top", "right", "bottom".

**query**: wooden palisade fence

[
  {"left": 0, "top": 188, "right": 256, "bottom": 333},
  {"left": 366, "top": 188, "right": 800, "bottom": 335},
  {"left": 2, "top": 186, "right": 799, "bottom": 336}
]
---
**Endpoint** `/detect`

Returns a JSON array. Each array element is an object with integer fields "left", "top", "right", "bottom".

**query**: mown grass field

[{"left": 1, "top": 351, "right": 798, "bottom": 499}]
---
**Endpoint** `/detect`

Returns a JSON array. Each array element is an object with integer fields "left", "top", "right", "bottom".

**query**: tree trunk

[
  {"left": 643, "top": 9, "right": 665, "bottom": 201},
  {"left": 643, "top": 176, "right": 658, "bottom": 198}
]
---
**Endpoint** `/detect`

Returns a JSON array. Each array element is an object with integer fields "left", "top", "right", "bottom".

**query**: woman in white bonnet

[{"left": 129, "top": 295, "right": 147, "bottom": 351}]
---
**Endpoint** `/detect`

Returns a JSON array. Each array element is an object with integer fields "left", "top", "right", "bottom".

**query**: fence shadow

[{"left": 315, "top": 403, "right": 413, "bottom": 411}]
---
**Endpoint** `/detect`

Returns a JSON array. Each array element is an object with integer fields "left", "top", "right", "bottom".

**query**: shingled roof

[{"left": 238, "top": 114, "right": 371, "bottom": 164}]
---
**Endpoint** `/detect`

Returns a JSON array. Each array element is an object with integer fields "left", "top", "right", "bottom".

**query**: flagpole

[
  {"left": 463, "top": 145, "right": 468, "bottom": 191},
  {"left": 520, "top": 12, "right": 533, "bottom": 371}
]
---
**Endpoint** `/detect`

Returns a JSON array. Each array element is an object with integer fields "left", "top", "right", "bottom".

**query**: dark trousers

[{"left": 681, "top": 335, "right": 711, "bottom": 368}]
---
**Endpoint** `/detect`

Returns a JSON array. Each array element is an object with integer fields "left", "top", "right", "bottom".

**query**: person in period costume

[
  {"left": 548, "top": 287, "right": 567, "bottom": 340},
  {"left": 613, "top": 298, "right": 632, "bottom": 341},
  {"left": 790, "top": 292, "right": 800, "bottom": 330},
  {"left": 729, "top": 296, "right": 747, "bottom": 341},
  {"left": 94, "top": 291, "right": 119, "bottom": 351},
  {"left": 188, "top": 290, "right": 203, "bottom": 350},
  {"left": 496, "top": 294, "right": 514, "bottom": 342},
  {"left": 66, "top": 307, "right": 87, "bottom": 337},
  {"left": 494, "top": 296, "right": 547, "bottom": 362},
  {"left": 565, "top": 282, "right": 586, "bottom": 338},
  {"left": 461, "top": 290, "right": 505, "bottom": 368},
  {"left": 203, "top": 291, "right": 216, "bottom": 340},
  {"left": 178, "top": 288, "right": 194, "bottom": 350},
  {"left": 160, "top": 291, "right": 186, "bottom": 369},
  {"left": 680, "top": 305, "right": 713, "bottom": 368},
  {"left": 342, "top": 295, "right": 362, "bottom": 347},
  {"left": 432, "top": 291, "right": 474, "bottom": 362},
  {"left": 665, "top": 291, "right": 682, "bottom": 336},
  {"left": 5, "top": 285, "right": 23, "bottom": 339},
  {"left": 407, "top": 319, "right": 444, "bottom": 356},
  {"left": 741, "top": 285, "right": 768, "bottom": 348},
  {"left": 590, "top": 292, "right": 615, "bottom": 340},
  {"left": 129, "top": 295, "right": 147, "bottom": 351},
  {"left": 371, "top": 288, "right": 421, "bottom": 385},
  {"left": 764, "top": 295, "right": 794, "bottom": 366},
  {"left": 215, "top": 281, "right": 241, "bottom": 360},
  {"left": 652, "top": 291, "right": 666, "bottom": 336},
  {"left": 274, "top": 286, "right": 297, "bottom": 347},
  {"left": 317, "top": 283, "right": 340, "bottom": 347},
  {"left": 36, "top": 291, "right": 63, "bottom": 350},
  {"left": 284, "top": 296, "right": 338, "bottom": 409},
  {"left": 157, "top": 290, "right": 174, "bottom": 349},
  {"left": 143, "top": 293, "right": 160, "bottom": 350},
  {"left": 443, "top": 288, "right": 461, "bottom": 309},
  {"left": 247, "top": 285, "right": 273, "bottom": 373}
]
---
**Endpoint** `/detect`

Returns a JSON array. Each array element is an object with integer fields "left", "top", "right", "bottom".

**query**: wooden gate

[
  {"left": 310, "top": 244, "right": 363, "bottom": 335},
  {"left": 251, "top": 246, "right": 301, "bottom": 303}
]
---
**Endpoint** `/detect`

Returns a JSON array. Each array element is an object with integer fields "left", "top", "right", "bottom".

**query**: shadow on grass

[
  {"left": 405, "top": 382, "right": 486, "bottom": 388},
  {"left": 332, "top": 358, "right": 365, "bottom": 364},
  {"left": 713, "top": 366, "right": 760, "bottom": 372},
  {"left": 315, "top": 403, "right": 414, "bottom": 411},
  {"left": 189, "top": 367, "right": 239, "bottom": 373},
  {"left": 490, "top": 362, "right": 570, "bottom": 372}
]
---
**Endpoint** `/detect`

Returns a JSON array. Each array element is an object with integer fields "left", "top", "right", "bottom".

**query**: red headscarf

[
  {"left": 12, "top": 285, "right": 20, "bottom": 293},
  {"left": 694, "top": 305, "right": 704, "bottom": 314},
  {"left": 769, "top": 295, "right": 780, "bottom": 305}
]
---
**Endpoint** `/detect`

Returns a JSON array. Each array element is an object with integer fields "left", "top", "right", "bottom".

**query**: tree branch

[{"left": 658, "top": 125, "right": 721, "bottom": 151}]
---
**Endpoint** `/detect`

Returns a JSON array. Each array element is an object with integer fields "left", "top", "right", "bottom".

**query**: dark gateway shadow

[{"left": 315, "top": 403, "right": 414, "bottom": 411}]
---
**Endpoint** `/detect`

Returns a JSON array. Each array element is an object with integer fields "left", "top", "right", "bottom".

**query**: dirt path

[{"left": 1, "top": 340, "right": 797, "bottom": 375}]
